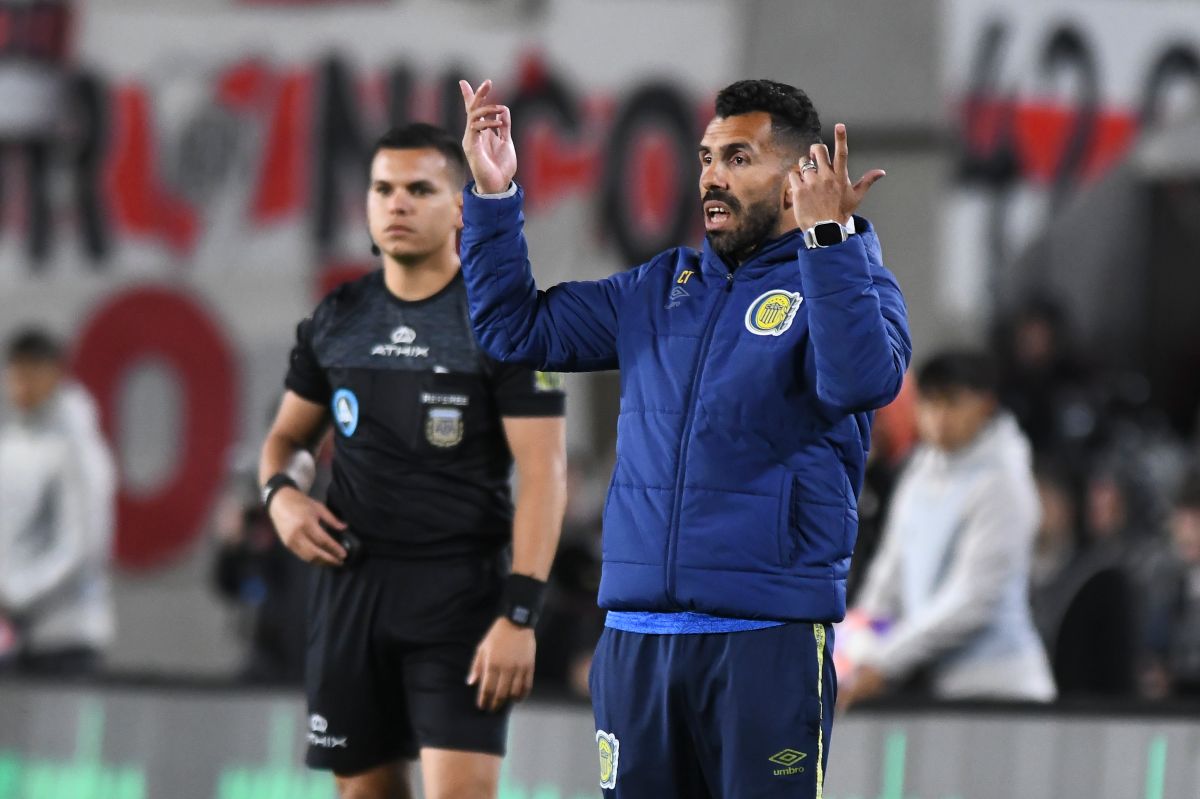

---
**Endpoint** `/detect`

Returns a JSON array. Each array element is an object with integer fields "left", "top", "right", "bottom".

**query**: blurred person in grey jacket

[
  {"left": 840, "top": 351, "right": 1055, "bottom": 708},
  {"left": 0, "top": 328, "right": 116, "bottom": 675},
  {"left": 1143, "top": 467, "right": 1200, "bottom": 698}
]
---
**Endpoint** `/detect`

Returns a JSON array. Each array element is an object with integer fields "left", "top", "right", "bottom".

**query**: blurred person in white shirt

[
  {"left": 0, "top": 327, "right": 115, "bottom": 676},
  {"left": 840, "top": 351, "right": 1055, "bottom": 708}
]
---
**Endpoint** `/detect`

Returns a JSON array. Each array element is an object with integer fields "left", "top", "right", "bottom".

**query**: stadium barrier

[{"left": 2, "top": 677, "right": 1198, "bottom": 798}]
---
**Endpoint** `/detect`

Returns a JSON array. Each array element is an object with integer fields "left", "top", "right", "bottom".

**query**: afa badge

[
  {"left": 596, "top": 730, "right": 620, "bottom": 790},
  {"left": 425, "top": 407, "right": 464, "bottom": 448},
  {"left": 332, "top": 389, "right": 359, "bottom": 437},
  {"left": 745, "top": 289, "right": 803, "bottom": 336}
]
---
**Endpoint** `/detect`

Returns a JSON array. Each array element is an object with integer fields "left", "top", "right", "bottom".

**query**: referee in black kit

[{"left": 258, "top": 124, "right": 567, "bottom": 799}]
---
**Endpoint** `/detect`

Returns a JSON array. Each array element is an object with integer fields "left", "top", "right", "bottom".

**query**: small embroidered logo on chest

[
  {"left": 745, "top": 290, "right": 803, "bottom": 336},
  {"left": 665, "top": 285, "right": 690, "bottom": 310},
  {"left": 371, "top": 325, "right": 429, "bottom": 358}
]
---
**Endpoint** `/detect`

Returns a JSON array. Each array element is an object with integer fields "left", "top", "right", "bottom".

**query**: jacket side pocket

[{"left": 785, "top": 476, "right": 849, "bottom": 570}]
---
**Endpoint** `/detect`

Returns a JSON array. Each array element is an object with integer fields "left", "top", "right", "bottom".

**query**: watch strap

[
  {"left": 501, "top": 574, "right": 548, "bottom": 628},
  {"left": 262, "top": 473, "right": 299, "bottom": 513}
]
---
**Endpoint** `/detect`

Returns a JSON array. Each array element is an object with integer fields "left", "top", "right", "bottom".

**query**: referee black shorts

[{"left": 303, "top": 551, "right": 508, "bottom": 775}]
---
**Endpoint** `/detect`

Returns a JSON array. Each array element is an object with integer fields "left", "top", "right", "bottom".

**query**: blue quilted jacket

[{"left": 461, "top": 185, "right": 911, "bottom": 622}]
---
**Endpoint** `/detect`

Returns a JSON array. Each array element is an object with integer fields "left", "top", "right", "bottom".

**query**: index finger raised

[
  {"left": 471, "top": 80, "right": 492, "bottom": 110},
  {"left": 833, "top": 123, "right": 849, "bottom": 177},
  {"left": 459, "top": 79, "right": 492, "bottom": 112}
]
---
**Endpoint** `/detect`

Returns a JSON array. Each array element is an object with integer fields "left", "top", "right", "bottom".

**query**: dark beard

[{"left": 705, "top": 195, "right": 780, "bottom": 265}]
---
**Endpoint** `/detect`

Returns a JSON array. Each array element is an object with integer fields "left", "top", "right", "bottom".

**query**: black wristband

[
  {"left": 501, "top": 574, "right": 547, "bottom": 628},
  {"left": 261, "top": 473, "right": 299, "bottom": 513}
]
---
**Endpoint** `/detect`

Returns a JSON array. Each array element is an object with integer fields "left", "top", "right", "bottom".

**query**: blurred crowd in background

[
  {"left": 7, "top": 282, "right": 1200, "bottom": 707},
  {"left": 843, "top": 294, "right": 1200, "bottom": 703},
  {"left": 0, "top": 0, "right": 1198, "bottom": 713}
]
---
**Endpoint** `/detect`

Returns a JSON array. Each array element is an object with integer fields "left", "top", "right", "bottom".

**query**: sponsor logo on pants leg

[
  {"left": 307, "top": 714, "right": 348, "bottom": 749},
  {"left": 769, "top": 748, "right": 807, "bottom": 776}
]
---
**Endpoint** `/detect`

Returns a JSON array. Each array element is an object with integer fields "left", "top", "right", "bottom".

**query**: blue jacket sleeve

[
  {"left": 797, "top": 219, "right": 912, "bottom": 413},
  {"left": 460, "top": 183, "right": 634, "bottom": 372}
]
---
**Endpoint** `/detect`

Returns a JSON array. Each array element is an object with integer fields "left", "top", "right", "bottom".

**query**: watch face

[{"left": 813, "top": 222, "right": 845, "bottom": 247}]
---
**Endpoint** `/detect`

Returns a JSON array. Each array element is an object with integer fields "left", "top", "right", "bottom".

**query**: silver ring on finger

[{"left": 800, "top": 160, "right": 818, "bottom": 174}]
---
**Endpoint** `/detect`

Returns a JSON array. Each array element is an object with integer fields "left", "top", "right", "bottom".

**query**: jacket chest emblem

[{"left": 745, "top": 289, "right": 803, "bottom": 336}]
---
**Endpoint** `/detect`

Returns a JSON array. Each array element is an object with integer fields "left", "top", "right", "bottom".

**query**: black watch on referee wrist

[
  {"left": 502, "top": 574, "right": 547, "bottom": 628},
  {"left": 261, "top": 472, "right": 299, "bottom": 513}
]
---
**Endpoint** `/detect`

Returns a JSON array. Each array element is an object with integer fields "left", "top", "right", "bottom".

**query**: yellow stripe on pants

[{"left": 813, "top": 623, "right": 826, "bottom": 799}]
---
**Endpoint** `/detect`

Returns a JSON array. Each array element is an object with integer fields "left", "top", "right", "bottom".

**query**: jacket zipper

[{"left": 664, "top": 268, "right": 735, "bottom": 602}]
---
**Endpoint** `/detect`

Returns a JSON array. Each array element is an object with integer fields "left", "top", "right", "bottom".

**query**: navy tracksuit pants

[{"left": 590, "top": 622, "right": 836, "bottom": 798}]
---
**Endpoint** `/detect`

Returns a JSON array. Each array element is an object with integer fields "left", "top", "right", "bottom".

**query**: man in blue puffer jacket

[{"left": 458, "top": 77, "right": 911, "bottom": 798}]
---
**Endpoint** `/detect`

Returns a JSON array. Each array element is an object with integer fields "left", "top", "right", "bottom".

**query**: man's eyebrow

[{"left": 698, "top": 141, "right": 755, "bottom": 156}]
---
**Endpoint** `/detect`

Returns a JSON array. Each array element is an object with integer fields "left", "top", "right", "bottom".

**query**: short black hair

[
  {"left": 714, "top": 79, "right": 823, "bottom": 157},
  {"left": 369, "top": 123, "right": 468, "bottom": 185},
  {"left": 916, "top": 351, "right": 999, "bottom": 397},
  {"left": 6, "top": 327, "right": 64, "bottom": 364}
]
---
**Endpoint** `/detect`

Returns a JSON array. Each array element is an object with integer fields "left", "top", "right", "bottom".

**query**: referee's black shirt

[{"left": 284, "top": 270, "right": 565, "bottom": 558}]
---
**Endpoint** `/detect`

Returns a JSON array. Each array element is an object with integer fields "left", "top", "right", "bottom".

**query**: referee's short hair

[
  {"left": 370, "top": 123, "right": 468, "bottom": 185},
  {"left": 916, "top": 350, "right": 999, "bottom": 398},
  {"left": 6, "top": 327, "right": 64, "bottom": 365}
]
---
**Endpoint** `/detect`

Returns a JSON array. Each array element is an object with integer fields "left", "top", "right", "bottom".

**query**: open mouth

[{"left": 704, "top": 201, "right": 734, "bottom": 231}]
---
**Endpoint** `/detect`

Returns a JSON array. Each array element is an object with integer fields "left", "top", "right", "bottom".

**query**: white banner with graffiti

[
  {"left": 940, "top": 0, "right": 1200, "bottom": 321},
  {"left": 0, "top": 0, "right": 737, "bottom": 576}
]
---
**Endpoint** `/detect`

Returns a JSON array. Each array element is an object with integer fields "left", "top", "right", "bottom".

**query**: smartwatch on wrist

[
  {"left": 501, "top": 574, "right": 547, "bottom": 628},
  {"left": 261, "top": 473, "right": 299, "bottom": 513},
  {"left": 803, "top": 220, "right": 851, "bottom": 250}
]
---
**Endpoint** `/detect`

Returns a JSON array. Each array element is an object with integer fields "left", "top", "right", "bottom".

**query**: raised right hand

[
  {"left": 459, "top": 79, "right": 516, "bottom": 194},
  {"left": 788, "top": 123, "right": 885, "bottom": 231},
  {"left": 268, "top": 488, "right": 348, "bottom": 567}
]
